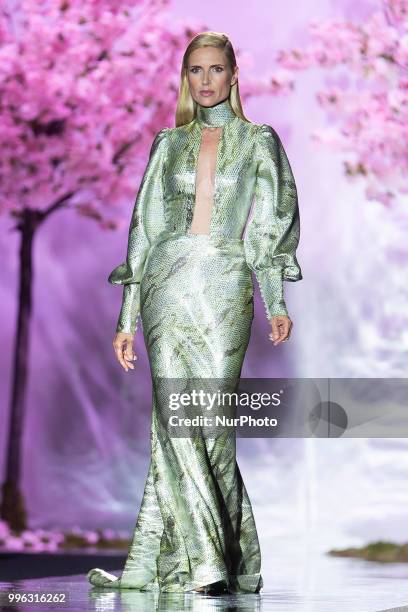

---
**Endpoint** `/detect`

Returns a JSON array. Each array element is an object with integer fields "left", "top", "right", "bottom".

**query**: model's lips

[{"left": 200, "top": 90, "right": 214, "bottom": 95}]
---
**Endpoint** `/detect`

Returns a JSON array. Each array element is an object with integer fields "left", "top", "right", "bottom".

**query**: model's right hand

[{"left": 113, "top": 332, "right": 137, "bottom": 372}]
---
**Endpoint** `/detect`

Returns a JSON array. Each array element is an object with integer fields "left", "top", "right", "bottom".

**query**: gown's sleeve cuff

[
  {"left": 254, "top": 267, "right": 289, "bottom": 320},
  {"left": 115, "top": 283, "right": 141, "bottom": 334},
  {"left": 108, "top": 259, "right": 146, "bottom": 285}
]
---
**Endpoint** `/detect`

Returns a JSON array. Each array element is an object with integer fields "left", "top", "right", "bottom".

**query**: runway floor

[{"left": 1, "top": 542, "right": 408, "bottom": 611}]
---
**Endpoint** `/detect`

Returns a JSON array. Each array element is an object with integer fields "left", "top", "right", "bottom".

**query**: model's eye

[
  {"left": 189, "top": 67, "right": 200, "bottom": 73},
  {"left": 213, "top": 66, "right": 224, "bottom": 72}
]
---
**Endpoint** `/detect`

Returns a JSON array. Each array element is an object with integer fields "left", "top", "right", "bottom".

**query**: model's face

[{"left": 187, "top": 46, "right": 238, "bottom": 107}]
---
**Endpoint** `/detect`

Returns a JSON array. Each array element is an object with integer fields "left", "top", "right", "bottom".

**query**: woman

[{"left": 87, "top": 31, "right": 302, "bottom": 595}]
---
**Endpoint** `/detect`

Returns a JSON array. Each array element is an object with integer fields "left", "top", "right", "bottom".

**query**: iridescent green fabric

[
  {"left": 108, "top": 97, "right": 302, "bottom": 335},
  {"left": 87, "top": 98, "right": 302, "bottom": 595},
  {"left": 89, "top": 231, "right": 261, "bottom": 593}
]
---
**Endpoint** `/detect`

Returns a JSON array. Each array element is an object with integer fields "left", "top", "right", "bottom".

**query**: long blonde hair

[{"left": 175, "top": 32, "right": 250, "bottom": 128}]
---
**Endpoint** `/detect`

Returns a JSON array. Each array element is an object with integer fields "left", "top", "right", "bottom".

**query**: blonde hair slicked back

[{"left": 175, "top": 31, "right": 250, "bottom": 127}]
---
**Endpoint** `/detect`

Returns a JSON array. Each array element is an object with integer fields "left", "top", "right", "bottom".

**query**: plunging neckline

[
  {"left": 185, "top": 97, "right": 238, "bottom": 238},
  {"left": 187, "top": 125, "right": 223, "bottom": 237}
]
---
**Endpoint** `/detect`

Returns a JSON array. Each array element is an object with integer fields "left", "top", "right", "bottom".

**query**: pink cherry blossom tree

[
  {"left": 0, "top": 0, "right": 291, "bottom": 531},
  {"left": 275, "top": 0, "right": 408, "bottom": 206},
  {"left": 269, "top": 0, "right": 408, "bottom": 379},
  {"left": 0, "top": 0, "right": 198, "bottom": 532}
]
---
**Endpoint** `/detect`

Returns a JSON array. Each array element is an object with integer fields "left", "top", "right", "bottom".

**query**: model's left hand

[{"left": 269, "top": 315, "right": 292, "bottom": 345}]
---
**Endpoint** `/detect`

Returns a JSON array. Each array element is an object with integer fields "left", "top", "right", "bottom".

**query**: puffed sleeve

[
  {"left": 108, "top": 127, "right": 168, "bottom": 334},
  {"left": 244, "top": 123, "right": 303, "bottom": 320}
]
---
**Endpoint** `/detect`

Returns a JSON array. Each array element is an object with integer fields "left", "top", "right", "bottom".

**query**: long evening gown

[{"left": 87, "top": 97, "right": 302, "bottom": 594}]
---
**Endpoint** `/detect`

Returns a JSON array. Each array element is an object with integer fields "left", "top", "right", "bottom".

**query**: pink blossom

[
  {"left": 277, "top": 0, "right": 408, "bottom": 205},
  {"left": 83, "top": 530, "right": 99, "bottom": 544},
  {"left": 4, "top": 535, "right": 25, "bottom": 551}
]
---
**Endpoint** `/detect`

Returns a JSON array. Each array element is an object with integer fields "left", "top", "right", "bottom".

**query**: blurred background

[{"left": 0, "top": 0, "right": 407, "bottom": 584}]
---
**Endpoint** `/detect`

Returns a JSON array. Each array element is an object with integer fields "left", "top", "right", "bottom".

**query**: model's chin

[{"left": 198, "top": 95, "right": 215, "bottom": 102}]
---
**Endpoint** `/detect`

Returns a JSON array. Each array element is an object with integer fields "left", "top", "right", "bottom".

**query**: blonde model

[{"left": 88, "top": 31, "right": 302, "bottom": 595}]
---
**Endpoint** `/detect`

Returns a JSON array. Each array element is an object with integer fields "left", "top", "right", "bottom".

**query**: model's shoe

[
  {"left": 87, "top": 568, "right": 121, "bottom": 588},
  {"left": 192, "top": 580, "right": 230, "bottom": 595}
]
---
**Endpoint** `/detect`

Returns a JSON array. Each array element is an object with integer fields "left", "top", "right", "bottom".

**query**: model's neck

[{"left": 195, "top": 97, "right": 237, "bottom": 127}]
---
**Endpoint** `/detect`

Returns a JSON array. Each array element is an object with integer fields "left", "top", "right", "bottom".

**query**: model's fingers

[
  {"left": 269, "top": 318, "right": 284, "bottom": 342},
  {"left": 275, "top": 320, "right": 291, "bottom": 344},
  {"left": 269, "top": 317, "right": 292, "bottom": 345},
  {"left": 281, "top": 324, "right": 293, "bottom": 343},
  {"left": 113, "top": 338, "right": 129, "bottom": 371},
  {"left": 124, "top": 339, "right": 137, "bottom": 369},
  {"left": 279, "top": 325, "right": 291, "bottom": 342},
  {"left": 270, "top": 318, "right": 280, "bottom": 342}
]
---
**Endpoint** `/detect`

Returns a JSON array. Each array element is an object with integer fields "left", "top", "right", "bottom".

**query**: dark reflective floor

[{"left": 1, "top": 543, "right": 408, "bottom": 611}]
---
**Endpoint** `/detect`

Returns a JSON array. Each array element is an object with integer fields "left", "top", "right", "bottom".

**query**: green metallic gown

[{"left": 87, "top": 97, "right": 302, "bottom": 594}]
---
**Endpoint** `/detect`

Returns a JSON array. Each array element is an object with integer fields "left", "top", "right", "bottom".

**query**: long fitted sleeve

[
  {"left": 109, "top": 127, "right": 168, "bottom": 334},
  {"left": 244, "top": 123, "right": 302, "bottom": 320}
]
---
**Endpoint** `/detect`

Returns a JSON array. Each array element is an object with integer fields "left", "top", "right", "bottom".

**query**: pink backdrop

[{"left": 1, "top": 0, "right": 407, "bottom": 565}]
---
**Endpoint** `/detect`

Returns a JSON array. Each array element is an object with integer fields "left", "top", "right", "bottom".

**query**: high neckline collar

[{"left": 195, "top": 97, "right": 237, "bottom": 127}]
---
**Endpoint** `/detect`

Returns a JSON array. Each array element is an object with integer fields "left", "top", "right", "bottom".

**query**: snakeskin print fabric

[
  {"left": 87, "top": 98, "right": 302, "bottom": 595},
  {"left": 88, "top": 233, "right": 262, "bottom": 593},
  {"left": 108, "top": 97, "right": 302, "bottom": 334}
]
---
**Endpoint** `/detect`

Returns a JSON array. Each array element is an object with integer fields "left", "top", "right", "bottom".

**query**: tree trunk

[{"left": 1, "top": 209, "right": 39, "bottom": 532}]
